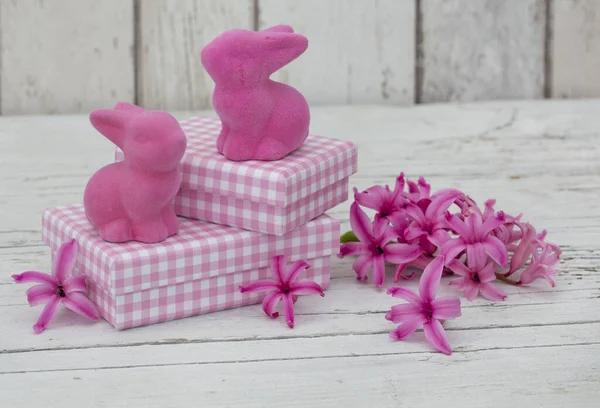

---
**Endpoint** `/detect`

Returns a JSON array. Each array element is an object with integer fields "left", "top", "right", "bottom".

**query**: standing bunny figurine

[
  {"left": 83, "top": 102, "right": 187, "bottom": 243},
  {"left": 201, "top": 25, "right": 310, "bottom": 161}
]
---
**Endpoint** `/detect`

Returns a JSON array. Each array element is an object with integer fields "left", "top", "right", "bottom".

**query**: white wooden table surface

[{"left": 1, "top": 100, "right": 599, "bottom": 407}]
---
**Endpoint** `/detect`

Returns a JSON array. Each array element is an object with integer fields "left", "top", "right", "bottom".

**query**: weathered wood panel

[
  {"left": 551, "top": 0, "right": 600, "bottom": 98},
  {"left": 0, "top": 0, "right": 135, "bottom": 115},
  {"left": 137, "top": 0, "right": 254, "bottom": 111},
  {"left": 420, "top": 0, "right": 546, "bottom": 102},
  {"left": 258, "top": 0, "right": 415, "bottom": 104}
]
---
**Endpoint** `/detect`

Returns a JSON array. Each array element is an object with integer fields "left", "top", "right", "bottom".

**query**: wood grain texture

[
  {"left": 1, "top": 100, "right": 600, "bottom": 406},
  {"left": 0, "top": 0, "right": 134, "bottom": 115},
  {"left": 258, "top": 0, "right": 415, "bottom": 104},
  {"left": 421, "top": 0, "right": 546, "bottom": 102},
  {"left": 551, "top": 0, "right": 600, "bottom": 98},
  {"left": 137, "top": 0, "right": 254, "bottom": 111}
]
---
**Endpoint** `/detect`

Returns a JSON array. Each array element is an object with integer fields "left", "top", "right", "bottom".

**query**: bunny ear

[
  {"left": 89, "top": 109, "right": 129, "bottom": 149},
  {"left": 262, "top": 32, "right": 308, "bottom": 75},
  {"left": 262, "top": 25, "right": 294, "bottom": 33},
  {"left": 114, "top": 102, "right": 146, "bottom": 115}
]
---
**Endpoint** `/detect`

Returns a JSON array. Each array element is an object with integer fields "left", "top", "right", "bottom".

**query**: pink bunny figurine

[
  {"left": 83, "top": 102, "right": 187, "bottom": 243},
  {"left": 201, "top": 24, "right": 310, "bottom": 161}
]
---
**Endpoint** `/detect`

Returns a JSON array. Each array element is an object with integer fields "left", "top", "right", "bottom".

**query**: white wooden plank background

[
  {"left": 420, "top": 0, "right": 546, "bottom": 102},
  {"left": 2, "top": 1, "right": 600, "bottom": 113},
  {"left": 258, "top": 0, "right": 415, "bottom": 105},
  {"left": 137, "top": 0, "right": 254, "bottom": 111},
  {"left": 551, "top": 0, "right": 600, "bottom": 98},
  {"left": 0, "top": 0, "right": 135, "bottom": 115}
]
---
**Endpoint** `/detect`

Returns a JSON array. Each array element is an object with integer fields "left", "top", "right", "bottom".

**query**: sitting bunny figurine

[
  {"left": 83, "top": 102, "right": 187, "bottom": 243},
  {"left": 201, "top": 25, "right": 310, "bottom": 161}
]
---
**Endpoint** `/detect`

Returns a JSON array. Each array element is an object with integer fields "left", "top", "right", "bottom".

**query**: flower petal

[
  {"left": 384, "top": 243, "right": 422, "bottom": 264},
  {"left": 53, "top": 239, "right": 78, "bottom": 283},
  {"left": 240, "top": 279, "right": 280, "bottom": 293},
  {"left": 479, "top": 282, "right": 507, "bottom": 301},
  {"left": 388, "top": 212, "right": 409, "bottom": 237},
  {"left": 445, "top": 214, "right": 471, "bottom": 238},
  {"left": 404, "top": 224, "right": 426, "bottom": 242},
  {"left": 438, "top": 239, "right": 467, "bottom": 264},
  {"left": 387, "top": 286, "right": 422, "bottom": 306},
  {"left": 354, "top": 185, "right": 389, "bottom": 212},
  {"left": 26, "top": 284, "right": 56, "bottom": 307},
  {"left": 508, "top": 222, "right": 536, "bottom": 274},
  {"left": 372, "top": 255, "right": 386, "bottom": 288},
  {"left": 466, "top": 243, "right": 488, "bottom": 271},
  {"left": 404, "top": 203, "right": 427, "bottom": 226},
  {"left": 282, "top": 293, "right": 295, "bottom": 328},
  {"left": 449, "top": 277, "right": 468, "bottom": 291},
  {"left": 431, "top": 297, "right": 462, "bottom": 320},
  {"left": 447, "top": 260, "right": 470, "bottom": 277},
  {"left": 425, "top": 189, "right": 461, "bottom": 220},
  {"left": 262, "top": 291, "right": 283, "bottom": 318},
  {"left": 285, "top": 260, "right": 310, "bottom": 284},
  {"left": 477, "top": 262, "right": 496, "bottom": 283},
  {"left": 62, "top": 275, "right": 88, "bottom": 294},
  {"left": 423, "top": 319, "right": 453, "bottom": 355},
  {"left": 393, "top": 263, "right": 409, "bottom": 282},
  {"left": 62, "top": 292, "right": 100, "bottom": 321},
  {"left": 290, "top": 280, "right": 325, "bottom": 296},
  {"left": 462, "top": 282, "right": 478, "bottom": 300},
  {"left": 350, "top": 202, "right": 374, "bottom": 243},
  {"left": 353, "top": 254, "right": 372, "bottom": 281},
  {"left": 390, "top": 173, "right": 406, "bottom": 205},
  {"left": 385, "top": 303, "right": 424, "bottom": 323},
  {"left": 372, "top": 215, "right": 391, "bottom": 239},
  {"left": 33, "top": 295, "right": 62, "bottom": 334},
  {"left": 339, "top": 242, "right": 369, "bottom": 258},
  {"left": 480, "top": 213, "right": 505, "bottom": 237},
  {"left": 428, "top": 229, "right": 451, "bottom": 247},
  {"left": 12, "top": 271, "right": 57, "bottom": 286},
  {"left": 483, "top": 236, "right": 509, "bottom": 267},
  {"left": 270, "top": 255, "right": 286, "bottom": 283},
  {"left": 389, "top": 315, "right": 428, "bottom": 340},
  {"left": 419, "top": 255, "right": 445, "bottom": 302}
]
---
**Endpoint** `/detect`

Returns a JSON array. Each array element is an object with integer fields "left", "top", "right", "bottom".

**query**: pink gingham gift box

[
  {"left": 41, "top": 204, "right": 339, "bottom": 330},
  {"left": 115, "top": 116, "right": 358, "bottom": 235}
]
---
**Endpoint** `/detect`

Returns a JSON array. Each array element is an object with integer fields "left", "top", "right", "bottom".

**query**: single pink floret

[
  {"left": 518, "top": 242, "right": 560, "bottom": 287},
  {"left": 239, "top": 255, "right": 324, "bottom": 328},
  {"left": 385, "top": 256, "right": 462, "bottom": 355},
  {"left": 339, "top": 202, "right": 422, "bottom": 287},
  {"left": 12, "top": 239, "right": 100, "bottom": 333},
  {"left": 353, "top": 173, "right": 407, "bottom": 220},
  {"left": 448, "top": 258, "right": 506, "bottom": 302},
  {"left": 440, "top": 211, "right": 508, "bottom": 268}
]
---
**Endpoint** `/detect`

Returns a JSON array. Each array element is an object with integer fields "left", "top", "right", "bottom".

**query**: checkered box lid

[
  {"left": 115, "top": 116, "right": 358, "bottom": 208},
  {"left": 42, "top": 204, "right": 340, "bottom": 296}
]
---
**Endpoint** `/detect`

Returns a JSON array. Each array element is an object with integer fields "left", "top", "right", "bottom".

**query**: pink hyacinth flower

[
  {"left": 353, "top": 173, "right": 407, "bottom": 219},
  {"left": 239, "top": 255, "right": 324, "bottom": 328},
  {"left": 518, "top": 243, "right": 560, "bottom": 287},
  {"left": 339, "top": 202, "right": 422, "bottom": 287},
  {"left": 385, "top": 256, "right": 462, "bottom": 355},
  {"left": 440, "top": 211, "right": 509, "bottom": 267},
  {"left": 448, "top": 257, "right": 506, "bottom": 302},
  {"left": 403, "top": 188, "right": 462, "bottom": 252},
  {"left": 12, "top": 239, "right": 100, "bottom": 333}
]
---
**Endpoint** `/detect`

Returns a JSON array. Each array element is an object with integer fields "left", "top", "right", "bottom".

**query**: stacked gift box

[{"left": 41, "top": 115, "right": 357, "bottom": 330}]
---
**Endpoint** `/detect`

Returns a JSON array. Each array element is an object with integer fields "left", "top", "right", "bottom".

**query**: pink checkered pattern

[
  {"left": 114, "top": 115, "right": 357, "bottom": 235},
  {"left": 176, "top": 177, "right": 349, "bottom": 235},
  {"left": 41, "top": 204, "right": 338, "bottom": 330}
]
